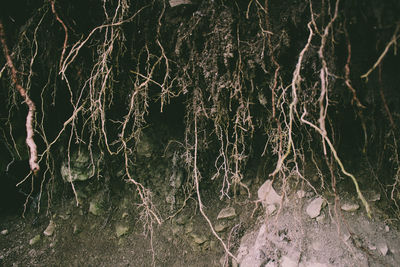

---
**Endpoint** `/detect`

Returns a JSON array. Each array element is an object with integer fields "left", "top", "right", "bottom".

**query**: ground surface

[{"left": 1, "top": 169, "right": 400, "bottom": 267}]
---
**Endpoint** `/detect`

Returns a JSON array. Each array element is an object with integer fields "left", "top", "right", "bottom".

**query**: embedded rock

[
  {"left": 217, "top": 207, "right": 236, "bottom": 220},
  {"left": 60, "top": 151, "right": 99, "bottom": 182},
  {"left": 43, "top": 220, "right": 55, "bottom": 236},
  {"left": 258, "top": 180, "right": 281, "bottom": 206},
  {"left": 191, "top": 233, "right": 208, "bottom": 244},
  {"left": 169, "top": 0, "right": 193, "bottom": 7},
  {"left": 341, "top": 203, "right": 360, "bottom": 212},
  {"left": 306, "top": 197, "right": 325, "bottom": 219},
  {"left": 116, "top": 224, "right": 129, "bottom": 238},
  {"left": 29, "top": 235, "right": 41, "bottom": 246}
]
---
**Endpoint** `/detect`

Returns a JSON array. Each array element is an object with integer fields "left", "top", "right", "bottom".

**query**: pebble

[
  {"left": 306, "top": 197, "right": 324, "bottom": 218},
  {"left": 29, "top": 235, "right": 41, "bottom": 246},
  {"left": 217, "top": 207, "right": 236, "bottom": 220},
  {"left": 190, "top": 233, "right": 208, "bottom": 244},
  {"left": 115, "top": 224, "right": 129, "bottom": 237},
  {"left": 215, "top": 222, "right": 228, "bottom": 232},
  {"left": 258, "top": 180, "right": 281, "bottom": 205},
  {"left": 296, "top": 190, "right": 306, "bottom": 198},
  {"left": 1, "top": 229, "right": 8, "bottom": 235},
  {"left": 378, "top": 243, "right": 389, "bottom": 256},
  {"left": 341, "top": 203, "right": 360, "bottom": 212},
  {"left": 43, "top": 220, "right": 56, "bottom": 237}
]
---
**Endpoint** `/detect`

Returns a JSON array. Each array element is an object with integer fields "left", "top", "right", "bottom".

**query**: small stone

[
  {"left": 296, "top": 190, "right": 306, "bottom": 198},
  {"left": 306, "top": 197, "right": 325, "bottom": 218},
  {"left": 29, "top": 235, "right": 41, "bottom": 246},
  {"left": 341, "top": 203, "right": 360, "bottom": 212},
  {"left": 169, "top": 0, "right": 193, "bottom": 8},
  {"left": 73, "top": 224, "right": 80, "bottom": 234},
  {"left": 316, "top": 213, "right": 325, "bottom": 223},
  {"left": 215, "top": 222, "right": 228, "bottom": 232},
  {"left": 378, "top": 243, "right": 388, "bottom": 256},
  {"left": 43, "top": 220, "right": 56, "bottom": 236},
  {"left": 210, "top": 240, "right": 217, "bottom": 251},
  {"left": 58, "top": 214, "right": 69, "bottom": 220},
  {"left": 385, "top": 225, "right": 390, "bottom": 232},
  {"left": 191, "top": 233, "right": 208, "bottom": 244},
  {"left": 1, "top": 229, "right": 8, "bottom": 235},
  {"left": 368, "top": 244, "right": 377, "bottom": 250},
  {"left": 369, "top": 193, "right": 381, "bottom": 202},
  {"left": 258, "top": 180, "right": 281, "bottom": 205},
  {"left": 116, "top": 224, "right": 129, "bottom": 237},
  {"left": 217, "top": 207, "right": 236, "bottom": 220},
  {"left": 89, "top": 200, "right": 103, "bottom": 216}
]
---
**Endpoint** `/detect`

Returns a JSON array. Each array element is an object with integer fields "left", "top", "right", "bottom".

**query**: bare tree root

[
  {"left": 300, "top": 108, "right": 371, "bottom": 217},
  {"left": 361, "top": 23, "right": 400, "bottom": 80},
  {"left": 0, "top": 21, "right": 39, "bottom": 173},
  {"left": 192, "top": 97, "right": 237, "bottom": 261}
]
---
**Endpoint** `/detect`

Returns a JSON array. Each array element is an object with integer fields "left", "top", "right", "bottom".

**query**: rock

[
  {"left": 60, "top": 151, "right": 98, "bottom": 182},
  {"left": 258, "top": 180, "right": 281, "bottom": 206},
  {"left": 215, "top": 222, "right": 228, "bottom": 232},
  {"left": 306, "top": 197, "right": 325, "bottom": 219},
  {"left": 89, "top": 200, "right": 104, "bottom": 216},
  {"left": 281, "top": 256, "right": 298, "bottom": 267},
  {"left": 217, "top": 207, "right": 236, "bottom": 220},
  {"left": 136, "top": 135, "right": 152, "bottom": 158},
  {"left": 385, "top": 225, "right": 390, "bottom": 232},
  {"left": 43, "top": 220, "right": 55, "bottom": 236},
  {"left": 378, "top": 243, "right": 388, "bottom": 256},
  {"left": 169, "top": 0, "right": 193, "bottom": 7},
  {"left": 341, "top": 203, "right": 359, "bottom": 212},
  {"left": 368, "top": 244, "right": 377, "bottom": 250},
  {"left": 73, "top": 224, "right": 81, "bottom": 235},
  {"left": 29, "top": 235, "right": 41, "bottom": 245},
  {"left": 190, "top": 233, "right": 208, "bottom": 244},
  {"left": 369, "top": 192, "right": 381, "bottom": 202},
  {"left": 297, "top": 190, "right": 306, "bottom": 198},
  {"left": 1, "top": 229, "right": 8, "bottom": 235},
  {"left": 316, "top": 213, "right": 325, "bottom": 223},
  {"left": 116, "top": 224, "right": 129, "bottom": 238},
  {"left": 58, "top": 214, "right": 69, "bottom": 220},
  {"left": 122, "top": 212, "right": 129, "bottom": 219},
  {"left": 239, "top": 224, "right": 270, "bottom": 267}
]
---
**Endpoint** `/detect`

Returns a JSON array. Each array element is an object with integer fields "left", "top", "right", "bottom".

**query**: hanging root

[{"left": 0, "top": 21, "right": 39, "bottom": 173}]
